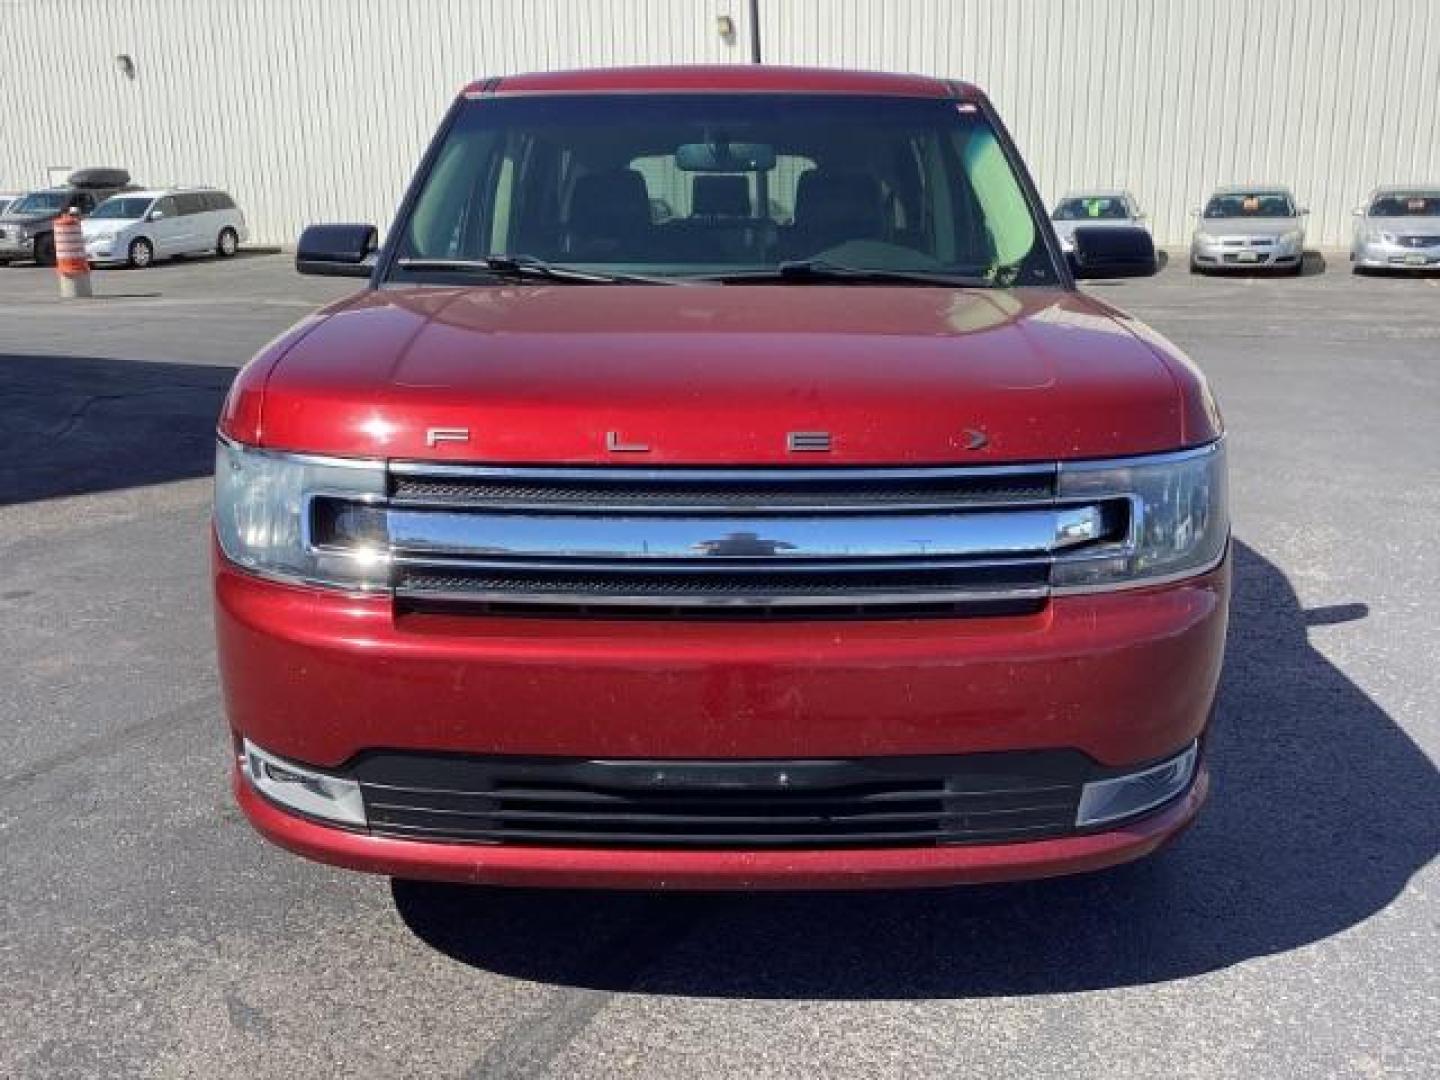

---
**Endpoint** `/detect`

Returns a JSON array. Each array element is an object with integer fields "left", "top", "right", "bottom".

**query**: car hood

[
  {"left": 1362, "top": 216, "right": 1440, "bottom": 235},
  {"left": 1197, "top": 217, "right": 1300, "bottom": 237},
  {"left": 1053, "top": 219, "right": 1140, "bottom": 238},
  {"left": 245, "top": 284, "right": 1211, "bottom": 465},
  {"left": 81, "top": 219, "right": 138, "bottom": 236}
]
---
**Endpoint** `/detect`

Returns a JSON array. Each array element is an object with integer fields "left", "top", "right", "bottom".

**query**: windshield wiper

[
  {"left": 393, "top": 255, "right": 682, "bottom": 285},
  {"left": 703, "top": 260, "right": 996, "bottom": 287}
]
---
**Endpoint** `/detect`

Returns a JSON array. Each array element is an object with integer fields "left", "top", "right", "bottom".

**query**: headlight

[
  {"left": 1051, "top": 441, "right": 1228, "bottom": 591},
  {"left": 1366, "top": 230, "right": 1396, "bottom": 244},
  {"left": 1193, "top": 231, "right": 1216, "bottom": 244},
  {"left": 214, "top": 437, "right": 389, "bottom": 590},
  {"left": 1279, "top": 230, "right": 1302, "bottom": 246}
]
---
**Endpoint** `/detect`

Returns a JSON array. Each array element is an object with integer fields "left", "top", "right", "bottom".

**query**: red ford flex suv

[{"left": 214, "top": 67, "right": 1228, "bottom": 889}]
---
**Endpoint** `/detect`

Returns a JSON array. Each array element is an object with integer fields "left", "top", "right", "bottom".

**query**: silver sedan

[
  {"left": 1350, "top": 187, "right": 1440, "bottom": 272},
  {"left": 1050, "top": 190, "right": 1149, "bottom": 255},
  {"left": 1190, "top": 186, "right": 1307, "bottom": 275}
]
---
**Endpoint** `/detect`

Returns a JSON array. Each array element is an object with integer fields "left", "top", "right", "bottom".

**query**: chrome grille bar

[{"left": 386, "top": 506, "right": 1103, "bottom": 562}]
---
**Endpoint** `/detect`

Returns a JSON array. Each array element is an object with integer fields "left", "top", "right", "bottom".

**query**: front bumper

[
  {"left": 1353, "top": 239, "right": 1440, "bottom": 268},
  {"left": 217, "top": 546, "right": 1229, "bottom": 887},
  {"left": 1191, "top": 238, "right": 1301, "bottom": 269},
  {"left": 83, "top": 237, "right": 124, "bottom": 263},
  {"left": 0, "top": 233, "right": 35, "bottom": 257},
  {"left": 236, "top": 760, "right": 1207, "bottom": 888}
]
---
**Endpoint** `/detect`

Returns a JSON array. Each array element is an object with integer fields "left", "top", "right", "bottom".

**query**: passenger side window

[
  {"left": 153, "top": 197, "right": 178, "bottom": 219},
  {"left": 175, "top": 193, "right": 206, "bottom": 216},
  {"left": 211, "top": 192, "right": 237, "bottom": 211}
]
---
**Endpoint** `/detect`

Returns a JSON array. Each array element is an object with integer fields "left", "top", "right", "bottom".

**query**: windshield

[
  {"left": 89, "top": 196, "right": 154, "bottom": 220},
  {"left": 392, "top": 94, "right": 1059, "bottom": 286},
  {"left": 7, "top": 191, "right": 67, "bottom": 215},
  {"left": 1369, "top": 192, "right": 1440, "bottom": 217},
  {"left": 1053, "top": 196, "right": 1130, "bottom": 221},
  {"left": 1204, "top": 192, "right": 1295, "bottom": 218}
]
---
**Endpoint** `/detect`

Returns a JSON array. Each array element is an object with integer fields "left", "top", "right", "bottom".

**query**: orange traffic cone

[{"left": 53, "top": 212, "right": 92, "bottom": 298}]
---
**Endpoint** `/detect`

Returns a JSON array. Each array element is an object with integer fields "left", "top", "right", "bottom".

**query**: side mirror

[
  {"left": 296, "top": 223, "right": 378, "bottom": 278},
  {"left": 1069, "top": 226, "right": 1158, "bottom": 279},
  {"left": 148, "top": 210, "right": 165, "bottom": 222}
]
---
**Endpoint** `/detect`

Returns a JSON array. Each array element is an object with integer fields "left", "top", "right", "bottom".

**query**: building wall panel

[{"left": 1, "top": 0, "right": 1436, "bottom": 246}]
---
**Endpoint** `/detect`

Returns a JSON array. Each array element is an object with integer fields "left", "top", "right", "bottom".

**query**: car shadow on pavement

[
  {"left": 0, "top": 353, "right": 232, "bottom": 505},
  {"left": 392, "top": 540, "right": 1440, "bottom": 998}
]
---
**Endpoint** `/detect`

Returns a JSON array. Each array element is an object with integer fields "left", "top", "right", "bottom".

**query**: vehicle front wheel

[
  {"left": 128, "top": 237, "right": 154, "bottom": 269},
  {"left": 217, "top": 228, "right": 239, "bottom": 258},
  {"left": 34, "top": 233, "right": 56, "bottom": 267}
]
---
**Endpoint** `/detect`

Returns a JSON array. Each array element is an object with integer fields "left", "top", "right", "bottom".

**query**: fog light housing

[
  {"left": 242, "top": 739, "right": 366, "bottom": 826},
  {"left": 1076, "top": 742, "right": 1197, "bottom": 827}
]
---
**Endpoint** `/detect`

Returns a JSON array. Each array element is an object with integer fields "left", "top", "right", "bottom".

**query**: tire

[
  {"left": 34, "top": 232, "right": 55, "bottom": 267},
  {"left": 217, "top": 227, "right": 239, "bottom": 258},
  {"left": 127, "top": 237, "right": 154, "bottom": 269},
  {"left": 1188, "top": 259, "right": 1202, "bottom": 275},
  {"left": 1289, "top": 257, "right": 1305, "bottom": 277}
]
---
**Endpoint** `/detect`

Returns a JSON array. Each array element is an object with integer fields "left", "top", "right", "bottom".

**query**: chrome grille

[{"left": 310, "top": 464, "right": 1130, "bottom": 615}]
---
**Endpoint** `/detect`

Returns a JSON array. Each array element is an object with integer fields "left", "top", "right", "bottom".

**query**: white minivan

[{"left": 82, "top": 187, "right": 248, "bottom": 267}]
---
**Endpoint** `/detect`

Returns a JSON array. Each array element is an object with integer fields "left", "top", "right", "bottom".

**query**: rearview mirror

[
  {"left": 296, "top": 223, "right": 378, "bottom": 278},
  {"left": 1068, "top": 226, "right": 1158, "bottom": 279},
  {"left": 676, "top": 142, "right": 776, "bottom": 172}
]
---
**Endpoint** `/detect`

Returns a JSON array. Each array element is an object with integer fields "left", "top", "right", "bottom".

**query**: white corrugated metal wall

[
  {"left": 761, "top": 0, "right": 1440, "bottom": 246},
  {"left": 1, "top": 0, "right": 1437, "bottom": 247},
  {"left": 0, "top": 0, "right": 751, "bottom": 246}
]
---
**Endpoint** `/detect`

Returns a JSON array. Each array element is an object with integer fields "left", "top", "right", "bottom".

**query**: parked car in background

[
  {"left": 82, "top": 187, "right": 247, "bottom": 267},
  {"left": 1350, "top": 186, "right": 1440, "bottom": 272},
  {"left": 1189, "top": 186, "right": 1307, "bottom": 274},
  {"left": 0, "top": 167, "right": 135, "bottom": 266},
  {"left": 1050, "top": 190, "right": 1149, "bottom": 254},
  {"left": 217, "top": 66, "right": 1228, "bottom": 891}
]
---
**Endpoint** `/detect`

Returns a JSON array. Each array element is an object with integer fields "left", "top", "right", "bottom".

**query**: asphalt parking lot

[{"left": 1, "top": 253, "right": 1436, "bottom": 1079}]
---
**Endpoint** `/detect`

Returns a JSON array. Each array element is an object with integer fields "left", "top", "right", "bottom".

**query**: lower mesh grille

[
  {"left": 389, "top": 466, "right": 1057, "bottom": 511},
  {"left": 394, "top": 559, "right": 1050, "bottom": 609},
  {"left": 354, "top": 753, "right": 1087, "bottom": 849}
]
